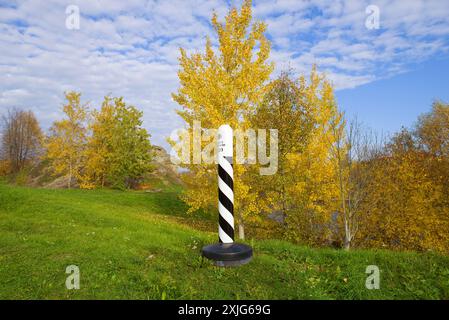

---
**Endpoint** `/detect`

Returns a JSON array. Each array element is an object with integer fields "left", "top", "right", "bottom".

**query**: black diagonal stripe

[
  {"left": 219, "top": 214, "right": 234, "bottom": 240},
  {"left": 219, "top": 189, "right": 233, "bottom": 215},
  {"left": 218, "top": 164, "right": 233, "bottom": 190}
]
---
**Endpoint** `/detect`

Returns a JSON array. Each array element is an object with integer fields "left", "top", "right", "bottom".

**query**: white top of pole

[{"left": 217, "top": 124, "right": 233, "bottom": 159}]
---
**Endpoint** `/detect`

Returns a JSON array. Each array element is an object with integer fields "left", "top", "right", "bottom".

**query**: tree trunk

[
  {"left": 238, "top": 223, "right": 245, "bottom": 240},
  {"left": 68, "top": 161, "right": 72, "bottom": 189},
  {"left": 344, "top": 235, "right": 351, "bottom": 250},
  {"left": 238, "top": 211, "right": 245, "bottom": 240},
  {"left": 344, "top": 217, "right": 351, "bottom": 250}
]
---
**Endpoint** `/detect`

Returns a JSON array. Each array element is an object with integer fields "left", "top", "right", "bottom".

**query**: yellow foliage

[
  {"left": 82, "top": 96, "right": 152, "bottom": 189},
  {"left": 284, "top": 69, "right": 344, "bottom": 245},
  {"left": 358, "top": 125, "right": 449, "bottom": 254},
  {"left": 246, "top": 69, "right": 344, "bottom": 245},
  {"left": 45, "top": 91, "right": 88, "bottom": 188},
  {"left": 0, "top": 160, "right": 11, "bottom": 176},
  {"left": 171, "top": 0, "right": 273, "bottom": 236},
  {"left": 82, "top": 96, "right": 115, "bottom": 188},
  {"left": 170, "top": 0, "right": 448, "bottom": 253}
]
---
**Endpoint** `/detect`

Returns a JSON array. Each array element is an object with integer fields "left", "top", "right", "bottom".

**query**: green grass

[{"left": 1, "top": 182, "right": 448, "bottom": 300}]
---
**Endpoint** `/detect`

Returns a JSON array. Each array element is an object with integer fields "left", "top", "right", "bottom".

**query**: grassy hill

[{"left": 0, "top": 182, "right": 448, "bottom": 300}]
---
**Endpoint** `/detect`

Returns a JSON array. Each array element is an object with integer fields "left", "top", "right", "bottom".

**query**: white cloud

[{"left": 0, "top": 0, "right": 448, "bottom": 148}]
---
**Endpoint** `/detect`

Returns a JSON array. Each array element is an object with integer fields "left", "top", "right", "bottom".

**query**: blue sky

[
  {"left": 336, "top": 56, "right": 449, "bottom": 135},
  {"left": 1, "top": 0, "right": 449, "bottom": 148}
]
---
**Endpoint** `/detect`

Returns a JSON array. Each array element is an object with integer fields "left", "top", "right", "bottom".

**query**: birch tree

[{"left": 46, "top": 91, "right": 88, "bottom": 188}]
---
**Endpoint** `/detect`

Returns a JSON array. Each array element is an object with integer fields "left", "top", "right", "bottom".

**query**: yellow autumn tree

[
  {"left": 247, "top": 71, "right": 314, "bottom": 237},
  {"left": 278, "top": 68, "right": 344, "bottom": 246},
  {"left": 82, "top": 96, "right": 152, "bottom": 190},
  {"left": 171, "top": 0, "right": 273, "bottom": 238},
  {"left": 417, "top": 102, "right": 449, "bottom": 220},
  {"left": 416, "top": 101, "right": 449, "bottom": 158},
  {"left": 357, "top": 103, "right": 449, "bottom": 254},
  {"left": 357, "top": 129, "right": 444, "bottom": 252},
  {"left": 81, "top": 96, "right": 115, "bottom": 189},
  {"left": 46, "top": 91, "right": 89, "bottom": 188},
  {"left": 238, "top": 67, "right": 345, "bottom": 244}
]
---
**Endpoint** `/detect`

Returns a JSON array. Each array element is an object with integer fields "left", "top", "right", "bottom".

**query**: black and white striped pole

[
  {"left": 218, "top": 124, "right": 234, "bottom": 244},
  {"left": 202, "top": 125, "right": 253, "bottom": 267}
]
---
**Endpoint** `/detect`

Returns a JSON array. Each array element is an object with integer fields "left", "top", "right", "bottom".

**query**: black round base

[{"left": 202, "top": 243, "right": 253, "bottom": 267}]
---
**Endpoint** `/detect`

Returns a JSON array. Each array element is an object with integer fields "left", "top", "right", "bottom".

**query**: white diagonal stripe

[
  {"left": 218, "top": 176, "right": 234, "bottom": 203},
  {"left": 218, "top": 201, "right": 234, "bottom": 226},
  {"left": 219, "top": 156, "right": 233, "bottom": 177},
  {"left": 219, "top": 225, "right": 234, "bottom": 243}
]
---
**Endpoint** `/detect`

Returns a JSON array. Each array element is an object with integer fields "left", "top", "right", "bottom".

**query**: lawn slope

[{"left": 0, "top": 182, "right": 448, "bottom": 299}]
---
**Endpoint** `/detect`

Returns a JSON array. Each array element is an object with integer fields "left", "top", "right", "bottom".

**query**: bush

[
  {"left": 0, "top": 160, "right": 11, "bottom": 176},
  {"left": 13, "top": 169, "right": 30, "bottom": 186}
]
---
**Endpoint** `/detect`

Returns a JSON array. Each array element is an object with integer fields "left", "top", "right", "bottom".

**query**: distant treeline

[
  {"left": 0, "top": 92, "right": 152, "bottom": 190},
  {"left": 1, "top": 90, "right": 448, "bottom": 254}
]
